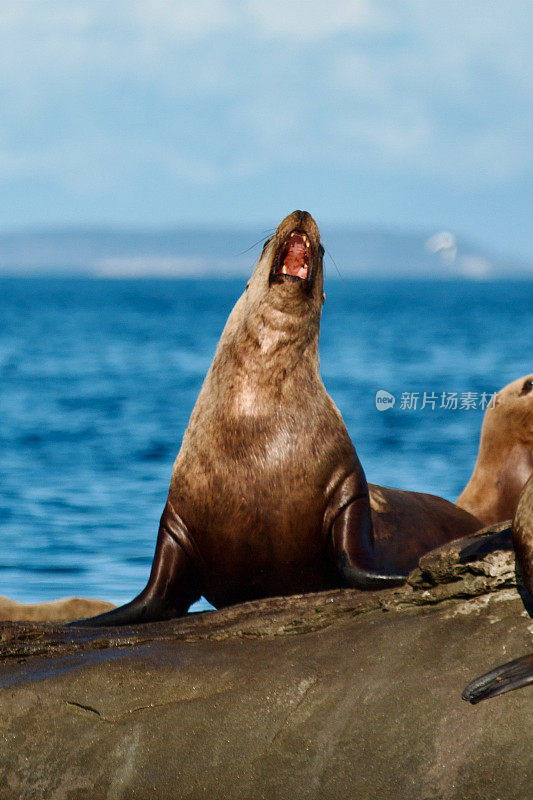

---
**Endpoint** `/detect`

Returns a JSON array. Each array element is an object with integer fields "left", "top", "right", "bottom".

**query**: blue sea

[{"left": 1, "top": 278, "right": 531, "bottom": 612}]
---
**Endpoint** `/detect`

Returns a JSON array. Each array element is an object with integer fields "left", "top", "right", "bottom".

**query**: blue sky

[{"left": 1, "top": 1, "right": 532, "bottom": 259}]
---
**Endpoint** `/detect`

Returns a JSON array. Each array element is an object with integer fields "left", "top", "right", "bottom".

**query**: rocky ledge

[{"left": 0, "top": 526, "right": 531, "bottom": 800}]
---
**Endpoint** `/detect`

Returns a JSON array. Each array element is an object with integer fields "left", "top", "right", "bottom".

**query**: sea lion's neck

[
  {"left": 204, "top": 293, "right": 323, "bottom": 410},
  {"left": 458, "top": 436, "right": 533, "bottom": 524},
  {"left": 238, "top": 301, "right": 321, "bottom": 373}
]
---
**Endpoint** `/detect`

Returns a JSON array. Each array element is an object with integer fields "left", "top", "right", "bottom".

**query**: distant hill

[{"left": 0, "top": 225, "right": 530, "bottom": 279}]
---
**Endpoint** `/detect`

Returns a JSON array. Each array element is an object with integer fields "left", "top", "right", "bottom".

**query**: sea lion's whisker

[
  {"left": 235, "top": 230, "right": 276, "bottom": 257},
  {"left": 322, "top": 242, "right": 343, "bottom": 280}
]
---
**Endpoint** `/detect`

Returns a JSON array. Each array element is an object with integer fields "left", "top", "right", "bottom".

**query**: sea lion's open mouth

[{"left": 270, "top": 231, "right": 312, "bottom": 284}]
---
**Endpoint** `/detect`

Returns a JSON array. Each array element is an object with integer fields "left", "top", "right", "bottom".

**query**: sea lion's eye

[
  {"left": 318, "top": 243, "right": 325, "bottom": 257},
  {"left": 520, "top": 378, "right": 533, "bottom": 395},
  {"left": 262, "top": 237, "right": 272, "bottom": 251}
]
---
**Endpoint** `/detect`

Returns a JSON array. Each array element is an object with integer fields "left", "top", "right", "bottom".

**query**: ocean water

[{"left": 0, "top": 277, "right": 531, "bottom": 611}]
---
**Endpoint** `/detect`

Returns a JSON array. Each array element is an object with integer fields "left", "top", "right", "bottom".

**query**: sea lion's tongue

[{"left": 282, "top": 234, "right": 308, "bottom": 278}]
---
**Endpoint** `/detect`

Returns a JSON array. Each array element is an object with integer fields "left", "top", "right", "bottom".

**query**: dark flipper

[
  {"left": 337, "top": 559, "right": 408, "bottom": 589},
  {"left": 462, "top": 653, "right": 533, "bottom": 703},
  {"left": 69, "top": 501, "right": 202, "bottom": 627},
  {"left": 331, "top": 494, "right": 408, "bottom": 590},
  {"left": 459, "top": 526, "right": 513, "bottom": 561}
]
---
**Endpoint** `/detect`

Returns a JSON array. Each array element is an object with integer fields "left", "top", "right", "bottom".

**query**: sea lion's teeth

[{"left": 281, "top": 264, "right": 288, "bottom": 274}]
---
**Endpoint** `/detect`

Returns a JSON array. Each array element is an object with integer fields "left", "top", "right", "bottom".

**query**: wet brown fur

[
  {"left": 513, "top": 474, "right": 533, "bottom": 594},
  {"left": 170, "top": 211, "right": 366, "bottom": 605}
]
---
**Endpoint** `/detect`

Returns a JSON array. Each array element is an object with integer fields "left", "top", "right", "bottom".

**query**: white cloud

[{"left": 0, "top": 0, "right": 531, "bottom": 195}]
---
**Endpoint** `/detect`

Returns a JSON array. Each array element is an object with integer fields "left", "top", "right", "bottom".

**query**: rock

[
  {"left": 0, "top": 595, "right": 115, "bottom": 623},
  {"left": 0, "top": 535, "right": 531, "bottom": 800}
]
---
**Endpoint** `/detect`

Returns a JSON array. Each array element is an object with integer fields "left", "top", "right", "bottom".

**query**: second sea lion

[{"left": 457, "top": 374, "right": 533, "bottom": 524}]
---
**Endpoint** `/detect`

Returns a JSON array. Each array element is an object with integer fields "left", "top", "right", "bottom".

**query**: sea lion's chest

[
  {"left": 175, "top": 408, "right": 337, "bottom": 529},
  {"left": 169, "top": 401, "right": 355, "bottom": 599}
]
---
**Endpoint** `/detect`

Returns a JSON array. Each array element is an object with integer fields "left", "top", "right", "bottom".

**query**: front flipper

[
  {"left": 462, "top": 654, "right": 533, "bottom": 703},
  {"left": 331, "top": 493, "right": 408, "bottom": 590},
  {"left": 69, "top": 500, "right": 202, "bottom": 627}
]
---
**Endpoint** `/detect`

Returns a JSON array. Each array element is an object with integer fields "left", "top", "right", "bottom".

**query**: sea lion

[
  {"left": 457, "top": 374, "right": 533, "bottom": 524},
  {"left": 75, "top": 210, "right": 481, "bottom": 627},
  {"left": 463, "top": 474, "right": 533, "bottom": 702},
  {"left": 0, "top": 595, "right": 115, "bottom": 623}
]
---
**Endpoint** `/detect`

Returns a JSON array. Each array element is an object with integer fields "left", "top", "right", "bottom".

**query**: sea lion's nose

[
  {"left": 296, "top": 210, "right": 319, "bottom": 241},
  {"left": 278, "top": 210, "right": 319, "bottom": 242}
]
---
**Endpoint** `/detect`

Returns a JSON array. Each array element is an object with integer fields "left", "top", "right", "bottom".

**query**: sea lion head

[
  {"left": 458, "top": 373, "right": 533, "bottom": 523},
  {"left": 487, "top": 374, "right": 533, "bottom": 448},
  {"left": 205, "top": 210, "right": 326, "bottom": 408},
  {"left": 245, "top": 210, "right": 325, "bottom": 319},
  {"left": 457, "top": 375, "right": 533, "bottom": 525}
]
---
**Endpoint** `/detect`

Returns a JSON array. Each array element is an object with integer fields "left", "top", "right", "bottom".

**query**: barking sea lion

[
  {"left": 76, "top": 210, "right": 481, "bottom": 627},
  {"left": 457, "top": 374, "right": 533, "bottom": 524}
]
